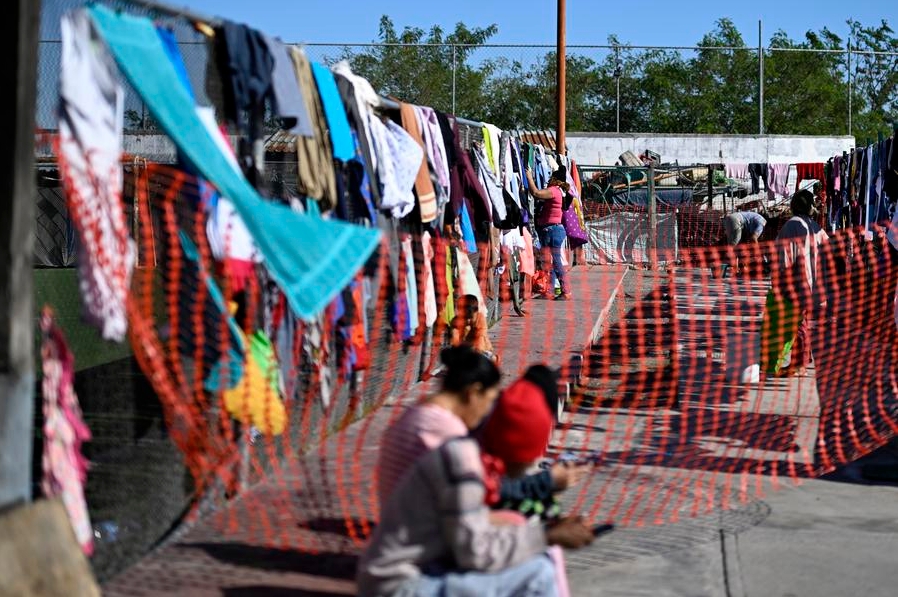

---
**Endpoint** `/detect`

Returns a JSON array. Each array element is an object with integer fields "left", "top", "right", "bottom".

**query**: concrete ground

[{"left": 101, "top": 263, "right": 898, "bottom": 597}]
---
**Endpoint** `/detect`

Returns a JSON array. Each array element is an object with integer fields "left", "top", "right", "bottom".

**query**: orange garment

[
  {"left": 399, "top": 101, "right": 437, "bottom": 222},
  {"left": 450, "top": 311, "right": 494, "bottom": 355}
]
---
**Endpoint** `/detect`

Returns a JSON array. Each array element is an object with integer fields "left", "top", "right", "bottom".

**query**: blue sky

[{"left": 174, "top": 0, "right": 893, "bottom": 47}]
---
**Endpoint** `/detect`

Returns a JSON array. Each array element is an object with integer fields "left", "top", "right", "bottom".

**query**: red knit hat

[{"left": 482, "top": 380, "right": 554, "bottom": 465}]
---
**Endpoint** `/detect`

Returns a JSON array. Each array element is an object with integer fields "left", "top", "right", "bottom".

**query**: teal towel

[
  {"left": 310, "top": 62, "right": 355, "bottom": 162},
  {"left": 89, "top": 6, "right": 380, "bottom": 320}
]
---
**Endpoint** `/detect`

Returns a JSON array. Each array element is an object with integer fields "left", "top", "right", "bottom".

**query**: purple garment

[{"left": 414, "top": 106, "right": 450, "bottom": 190}]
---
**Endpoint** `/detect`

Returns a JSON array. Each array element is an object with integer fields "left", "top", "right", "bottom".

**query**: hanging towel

[
  {"left": 421, "top": 232, "right": 438, "bottom": 327},
  {"left": 768, "top": 163, "right": 790, "bottom": 199},
  {"left": 310, "top": 62, "right": 355, "bottom": 162},
  {"left": 58, "top": 10, "right": 135, "bottom": 342},
  {"left": 40, "top": 307, "right": 94, "bottom": 556},
  {"left": 398, "top": 102, "right": 437, "bottom": 222},
  {"left": 89, "top": 5, "right": 379, "bottom": 320},
  {"left": 725, "top": 163, "right": 749, "bottom": 180}
]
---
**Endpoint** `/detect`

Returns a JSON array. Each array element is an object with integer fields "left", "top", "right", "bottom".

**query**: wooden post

[
  {"left": 556, "top": 0, "right": 566, "bottom": 156},
  {"left": 0, "top": 0, "right": 41, "bottom": 508}
]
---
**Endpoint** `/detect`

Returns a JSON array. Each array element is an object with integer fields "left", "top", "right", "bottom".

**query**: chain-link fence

[{"left": 37, "top": 34, "right": 898, "bottom": 138}]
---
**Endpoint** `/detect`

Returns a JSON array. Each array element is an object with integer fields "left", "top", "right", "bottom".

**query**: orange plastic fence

[{"left": 63, "top": 161, "right": 898, "bottom": 556}]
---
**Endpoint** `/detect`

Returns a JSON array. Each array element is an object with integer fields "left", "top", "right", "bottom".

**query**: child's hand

[{"left": 550, "top": 462, "right": 590, "bottom": 491}]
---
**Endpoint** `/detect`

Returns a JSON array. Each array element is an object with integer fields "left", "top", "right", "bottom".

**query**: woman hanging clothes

[{"left": 526, "top": 166, "right": 571, "bottom": 300}]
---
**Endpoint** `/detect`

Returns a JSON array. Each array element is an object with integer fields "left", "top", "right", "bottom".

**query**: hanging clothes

[
  {"left": 58, "top": 9, "right": 134, "bottom": 343},
  {"left": 310, "top": 62, "right": 355, "bottom": 162},
  {"left": 768, "top": 163, "right": 790, "bottom": 199},
  {"left": 401, "top": 236, "right": 420, "bottom": 338},
  {"left": 262, "top": 35, "right": 313, "bottom": 137},
  {"left": 288, "top": 47, "right": 338, "bottom": 211},
  {"left": 40, "top": 307, "right": 94, "bottom": 556},
  {"left": 214, "top": 20, "right": 274, "bottom": 187},
  {"left": 725, "top": 163, "right": 749, "bottom": 180},
  {"left": 794, "top": 163, "right": 826, "bottom": 192},
  {"left": 332, "top": 61, "right": 382, "bottom": 207},
  {"left": 748, "top": 163, "right": 769, "bottom": 195},
  {"left": 399, "top": 102, "right": 438, "bottom": 223},
  {"left": 414, "top": 106, "right": 451, "bottom": 203},
  {"left": 481, "top": 124, "right": 502, "bottom": 175},
  {"left": 376, "top": 119, "right": 423, "bottom": 219},
  {"left": 421, "top": 231, "right": 438, "bottom": 327},
  {"left": 223, "top": 329, "right": 287, "bottom": 436},
  {"left": 473, "top": 145, "right": 507, "bottom": 222},
  {"left": 449, "top": 118, "right": 492, "bottom": 239}
]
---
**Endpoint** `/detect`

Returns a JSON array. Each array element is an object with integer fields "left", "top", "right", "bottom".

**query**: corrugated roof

[{"left": 265, "top": 130, "right": 297, "bottom": 154}]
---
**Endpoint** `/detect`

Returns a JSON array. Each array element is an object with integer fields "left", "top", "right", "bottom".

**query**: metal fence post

[
  {"left": 451, "top": 44, "right": 457, "bottom": 115},
  {"left": 847, "top": 38, "right": 852, "bottom": 137},
  {"left": 758, "top": 20, "right": 764, "bottom": 135},
  {"left": 647, "top": 164, "right": 657, "bottom": 269}
]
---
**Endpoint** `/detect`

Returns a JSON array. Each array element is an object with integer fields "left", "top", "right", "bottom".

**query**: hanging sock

[
  {"left": 58, "top": 10, "right": 135, "bottom": 342},
  {"left": 40, "top": 307, "right": 94, "bottom": 556},
  {"left": 88, "top": 5, "right": 380, "bottom": 320}
]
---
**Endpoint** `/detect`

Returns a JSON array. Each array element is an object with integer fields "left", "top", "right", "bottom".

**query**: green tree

[
  {"left": 763, "top": 28, "right": 848, "bottom": 135},
  {"left": 347, "top": 16, "right": 497, "bottom": 116},
  {"left": 848, "top": 19, "right": 898, "bottom": 141}
]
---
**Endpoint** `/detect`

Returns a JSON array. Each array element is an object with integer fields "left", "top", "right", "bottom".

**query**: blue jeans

[
  {"left": 538, "top": 224, "right": 568, "bottom": 294},
  {"left": 397, "top": 554, "right": 559, "bottom": 597}
]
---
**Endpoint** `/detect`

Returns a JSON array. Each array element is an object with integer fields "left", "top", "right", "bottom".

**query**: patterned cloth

[
  {"left": 58, "top": 9, "right": 134, "bottom": 342},
  {"left": 40, "top": 307, "right": 94, "bottom": 555}
]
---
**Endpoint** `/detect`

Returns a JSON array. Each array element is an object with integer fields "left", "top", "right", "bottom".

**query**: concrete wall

[{"left": 567, "top": 133, "right": 856, "bottom": 166}]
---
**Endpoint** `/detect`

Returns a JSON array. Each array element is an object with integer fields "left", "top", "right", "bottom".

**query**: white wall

[{"left": 567, "top": 133, "right": 856, "bottom": 166}]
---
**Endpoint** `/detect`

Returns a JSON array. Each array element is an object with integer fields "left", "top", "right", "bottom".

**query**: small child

[{"left": 450, "top": 294, "right": 497, "bottom": 363}]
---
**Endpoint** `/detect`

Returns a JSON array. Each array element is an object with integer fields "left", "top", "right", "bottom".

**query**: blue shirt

[{"left": 740, "top": 211, "right": 767, "bottom": 237}]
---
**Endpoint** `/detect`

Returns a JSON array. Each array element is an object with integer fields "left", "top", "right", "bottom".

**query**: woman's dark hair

[
  {"left": 791, "top": 189, "right": 816, "bottom": 216},
  {"left": 522, "top": 364, "right": 559, "bottom": 415},
  {"left": 458, "top": 294, "right": 479, "bottom": 317},
  {"left": 440, "top": 345, "right": 501, "bottom": 393}
]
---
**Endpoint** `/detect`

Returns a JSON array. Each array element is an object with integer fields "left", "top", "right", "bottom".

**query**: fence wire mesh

[{"left": 31, "top": 0, "right": 898, "bottom": 589}]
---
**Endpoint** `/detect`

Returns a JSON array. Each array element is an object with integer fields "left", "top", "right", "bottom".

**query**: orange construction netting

[{"left": 63, "top": 160, "right": 898, "bottom": 561}]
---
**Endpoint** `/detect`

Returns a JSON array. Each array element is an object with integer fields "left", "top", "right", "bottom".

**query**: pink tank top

[{"left": 537, "top": 186, "right": 563, "bottom": 226}]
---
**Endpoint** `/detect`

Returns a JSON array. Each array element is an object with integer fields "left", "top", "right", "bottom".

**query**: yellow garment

[{"left": 223, "top": 330, "right": 287, "bottom": 436}]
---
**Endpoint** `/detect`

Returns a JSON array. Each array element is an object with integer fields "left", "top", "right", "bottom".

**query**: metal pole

[
  {"left": 0, "top": 0, "right": 40, "bottom": 509},
  {"left": 615, "top": 45, "right": 621, "bottom": 133},
  {"left": 451, "top": 44, "right": 457, "bottom": 115},
  {"left": 759, "top": 20, "right": 764, "bottom": 135},
  {"left": 556, "top": 0, "right": 566, "bottom": 155},
  {"left": 616, "top": 74, "right": 621, "bottom": 133},
  {"left": 847, "top": 38, "right": 852, "bottom": 137},
  {"left": 647, "top": 164, "right": 657, "bottom": 269}
]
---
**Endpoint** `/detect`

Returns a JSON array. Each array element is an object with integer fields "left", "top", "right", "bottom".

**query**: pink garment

[
  {"left": 537, "top": 186, "right": 564, "bottom": 226},
  {"left": 520, "top": 228, "right": 536, "bottom": 275},
  {"left": 40, "top": 307, "right": 94, "bottom": 556},
  {"left": 421, "top": 231, "right": 438, "bottom": 327},
  {"left": 376, "top": 404, "right": 467, "bottom": 507},
  {"left": 725, "top": 163, "right": 749, "bottom": 179},
  {"left": 548, "top": 545, "right": 572, "bottom": 597},
  {"left": 768, "top": 163, "right": 791, "bottom": 198}
]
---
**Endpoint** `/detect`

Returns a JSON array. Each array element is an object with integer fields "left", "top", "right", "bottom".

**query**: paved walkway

[
  {"left": 103, "top": 263, "right": 898, "bottom": 596},
  {"left": 102, "top": 265, "right": 629, "bottom": 596}
]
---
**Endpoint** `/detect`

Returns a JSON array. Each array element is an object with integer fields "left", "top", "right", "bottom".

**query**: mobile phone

[{"left": 591, "top": 523, "right": 614, "bottom": 537}]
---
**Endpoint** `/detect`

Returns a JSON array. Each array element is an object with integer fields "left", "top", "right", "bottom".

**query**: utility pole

[
  {"left": 759, "top": 20, "right": 764, "bottom": 135},
  {"left": 0, "top": 0, "right": 40, "bottom": 509},
  {"left": 556, "top": 0, "right": 566, "bottom": 155}
]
